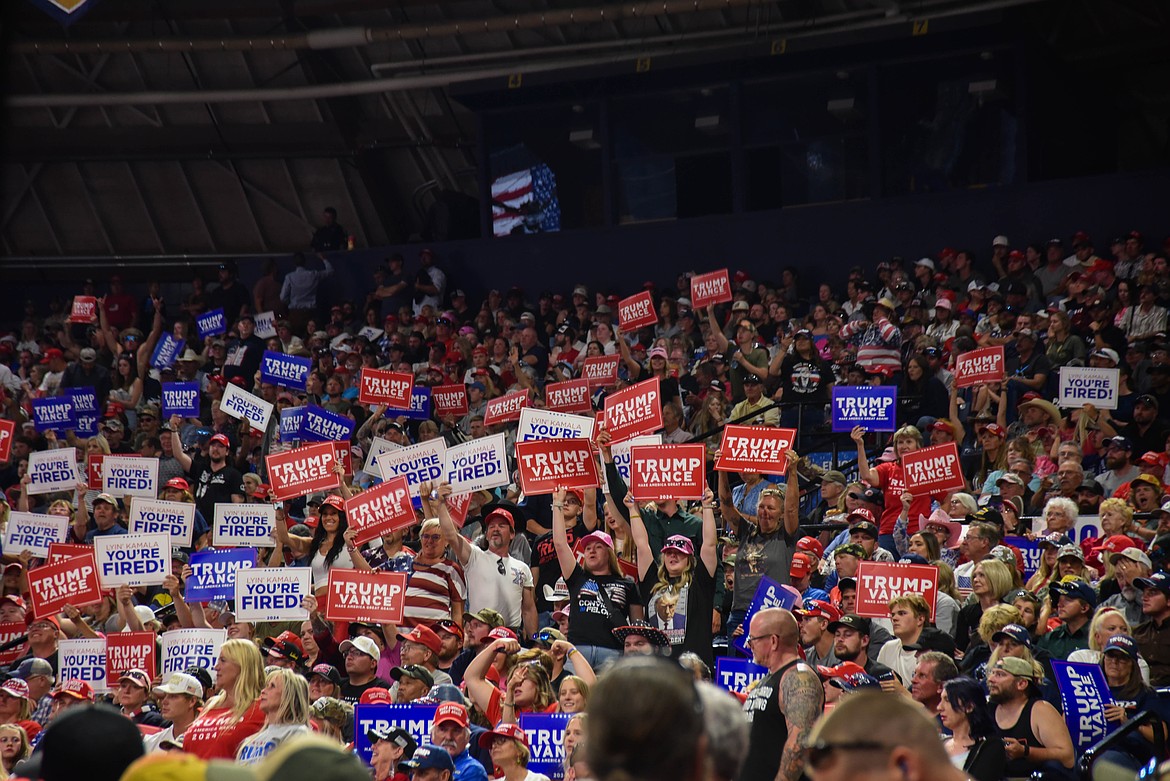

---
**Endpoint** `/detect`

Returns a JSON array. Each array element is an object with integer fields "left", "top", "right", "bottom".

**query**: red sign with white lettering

[
  {"left": 265, "top": 441, "right": 339, "bottom": 501},
  {"left": 617, "top": 291, "right": 658, "bottom": 331},
  {"left": 0, "top": 623, "right": 26, "bottom": 666},
  {"left": 446, "top": 492, "right": 472, "bottom": 528},
  {"left": 603, "top": 377, "right": 662, "bottom": 444},
  {"left": 953, "top": 346, "right": 1004, "bottom": 389},
  {"left": 106, "top": 631, "right": 157, "bottom": 681},
  {"left": 323, "top": 569, "right": 408, "bottom": 625},
  {"left": 854, "top": 561, "right": 938, "bottom": 622},
  {"left": 87, "top": 452, "right": 140, "bottom": 490},
  {"left": 358, "top": 368, "right": 414, "bottom": 409},
  {"left": 515, "top": 439, "right": 600, "bottom": 496},
  {"left": 28, "top": 551, "right": 103, "bottom": 619},
  {"left": 432, "top": 384, "right": 469, "bottom": 417},
  {"left": 47, "top": 543, "right": 92, "bottom": 564},
  {"left": 690, "top": 269, "right": 733, "bottom": 309},
  {"left": 715, "top": 425, "right": 797, "bottom": 475},
  {"left": 0, "top": 419, "right": 13, "bottom": 464},
  {"left": 628, "top": 443, "right": 706, "bottom": 501},
  {"left": 483, "top": 389, "right": 529, "bottom": 427},
  {"left": 330, "top": 441, "right": 353, "bottom": 478},
  {"left": 581, "top": 355, "right": 620, "bottom": 387},
  {"left": 901, "top": 442, "right": 965, "bottom": 494},
  {"left": 344, "top": 475, "right": 415, "bottom": 545},
  {"left": 69, "top": 296, "right": 98, "bottom": 324},
  {"left": 545, "top": 379, "right": 592, "bottom": 414}
]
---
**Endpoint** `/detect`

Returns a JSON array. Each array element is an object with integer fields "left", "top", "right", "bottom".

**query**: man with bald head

[
  {"left": 740, "top": 608, "right": 823, "bottom": 781},
  {"left": 804, "top": 692, "right": 969, "bottom": 781}
]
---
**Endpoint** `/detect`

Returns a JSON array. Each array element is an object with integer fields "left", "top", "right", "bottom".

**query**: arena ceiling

[{"left": 1, "top": 0, "right": 1166, "bottom": 259}]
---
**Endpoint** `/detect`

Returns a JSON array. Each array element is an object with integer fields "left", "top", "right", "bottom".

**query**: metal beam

[{"left": 175, "top": 160, "right": 220, "bottom": 253}]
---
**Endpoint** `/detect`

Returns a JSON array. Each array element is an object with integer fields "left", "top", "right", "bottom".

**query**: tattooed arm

[{"left": 778, "top": 665, "right": 824, "bottom": 781}]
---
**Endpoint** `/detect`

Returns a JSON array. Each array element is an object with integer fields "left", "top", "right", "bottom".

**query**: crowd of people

[{"left": 2, "top": 224, "right": 1170, "bottom": 781}]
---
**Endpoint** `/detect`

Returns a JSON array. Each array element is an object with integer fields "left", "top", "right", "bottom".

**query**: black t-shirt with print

[
  {"left": 638, "top": 559, "right": 716, "bottom": 667},
  {"left": 189, "top": 455, "right": 247, "bottom": 520},
  {"left": 566, "top": 564, "right": 638, "bottom": 650}
]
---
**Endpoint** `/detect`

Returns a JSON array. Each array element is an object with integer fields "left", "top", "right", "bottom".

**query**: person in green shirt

[{"left": 1036, "top": 578, "right": 1094, "bottom": 662}]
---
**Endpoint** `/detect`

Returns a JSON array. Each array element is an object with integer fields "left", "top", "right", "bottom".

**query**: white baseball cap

[{"left": 152, "top": 672, "right": 204, "bottom": 699}]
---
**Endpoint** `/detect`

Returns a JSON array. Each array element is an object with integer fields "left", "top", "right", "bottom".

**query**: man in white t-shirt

[{"left": 432, "top": 483, "right": 537, "bottom": 639}]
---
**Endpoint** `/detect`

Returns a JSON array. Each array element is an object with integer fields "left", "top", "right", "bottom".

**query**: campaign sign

[
  {"left": 516, "top": 439, "right": 600, "bottom": 496},
  {"left": 519, "top": 712, "right": 574, "bottom": 780},
  {"left": 446, "top": 492, "right": 472, "bottom": 528},
  {"left": 323, "top": 569, "right": 408, "bottom": 624},
  {"left": 358, "top": 368, "right": 414, "bottom": 409},
  {"left": 831, "top": 386, "right": 898, "bottom": 432},
  {"left": 715, "top": 425, "right": 796, "bottom": 475},
  {"left": 151, "top": 334, "right": 185, "bottom": 370},
  {"left": 1028, "top": 515, "right": 1102, "bottom": 546},
  {"left": 213, "top": 503, "right": 277, "bottom": 547},
  {"left": 432, "top": 384, "right": 469, "bottom": 417},
  {"left": 67, "top": 386, "right": 97, "bottom": 416},
  {"left": 279, "top": 407, "right": 305, "bottom": 443},
  {"left": 266, "top": 441, "right": 339, "bottom": 501},
  {"left": 517, "top": 407, "right": 596, "bottom": 443},
  {"left": 354, "top": 704, "right": 438, "bottom": 766},
  {"left": 617, "top": 291, "right": 658, "bottom": 331},
  {"left": 94, "top": 533, "right": 171, "bottom": 588},
  {"left": 46, "top": 543, "right": 92, "bottom": 564},
  {"left": 102, "top": 454, "right": 159, "bottom": 498},
  {"left": 0, "top": 623, "right": 27, "bottom": 667},
  {"left": 196, "top": 308, "right": 227, "bottom": 338},
  {"left": 161, "top": 628, "right": 226, "bottom": 682},
  {"left": 86, "top": 453, "right": 107, "bottom": 491},
  {"left": 3, "top": 512, "right": 68, "bottom": 558},
  {"left": 358, "top": 326, "right": 383, "bottom": 342},
  {"left": 253, "top": 311, "right": 277, "bottom": 339},
  {"left": 0, "top": 418, "right": 13, "bottom": 462},
  {"left": 58, "top": 638, "right": 108, "bottom": 693},
  {"left": 1051, "top": 660, "right": 1114, "bottom": 755},
  {"left": 375, "top": 439, "right": 446, "bottom": 494},
  {"left": 629, "top": 444, "right": 706, "bottom": 501},
  {"left": 733, "top": 576, "right": 801, "bottom": 655},
  {"left": 186, "top": 548, "right": 256, "bottom": 602},
  {"left": 610, "top": 434, "right": 663, "bottom": 483},
  {"left": 363, "top": 436, "right": 398, "bottom": 476},
  {"left": 69, "top": 295, "right": 98, "bottom": 323},
  {"left": 855, "top": 561, "right": 939, "bottom": 622},
  {"left": 545, "top": 379, "right": 592, "bottom": 414},
  {"left": 1058, "top": 367, "right": 1119, "bottom": 411},
  {"left": 128, "top": 498, "right": 195, "bottom": 547},
  {"left": 299, "top": 405, "right": 355, "bottom": 442},
  {"left": 715, "top": 657, "right": 768, "bottom": 694},
  {"left": 106, "top": 632, "right": 156, "bottom": 682},
  {"left": 581, "top": 355, "right": 620, "bottom": 387},
  {"left": 954, "top": 346, "right": 1005, "bottom": 389},
  {"left": 443, "top": 433, "right": 510, "bottom": 494},
  {"left": 221, "top": 382, "right": 275, "bottom": 432},
  {"left": 346, "top": 476, "right": 415, "bottom": 545},
  {"left": 1004, "top": 536, "right": 1042, "bottom": 581},
  {"left": 901, "top": 442, "right": 965, "bottom": 494},
  {"left": 603, "top": 377, "right": 663, "bottom": 443},
  {"left": 484, "top": 389, "right": 530, "bottom": 427},
  {"left": 28, "top": 550, "right": 102, "bottom": 619},
  {"left": 691, "top": 268, "right": 732, "bottom": 309},
  {"left": 394, "top": 386, "right": 431, "bottom": 420},
  {"left": 27, "top": 448, "right": 79, "bottom": 495},
  {"left": 31, "top": 396, "right": 73, "bottom": 434},
  {"left": 235, "top": 567, "right": 310, "bottom": 622},
  {"left": 160, "top": 381, "right": 201, "bottom": 418},
  {"left": 260, "top": 350, "right": 311, "bottom": 392}
]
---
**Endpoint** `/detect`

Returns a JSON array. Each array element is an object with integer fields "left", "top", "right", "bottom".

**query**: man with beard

[
  {"left": 1119, "top": 395, "right": 1170, "bottom": 458},
  {"left": 988, "top": 658, "right": 1074, "bottom": 777},
  {"left": 1096, "top": 437, "right": 1141, "bottom": 496},
  {"left": 828, "top": 614, "right": 894, "bottom": 675},
  {"left": 1036, "top": 580, "right": 1094, "bottom": 661},
  {"left": 223, "top": 314, "right": 265, "bottom": 390},
  {"left": 169, "top": 420, "right": 246, "bottom": 520},
  {"left": 1133, "top": 571, "right": 1170, "bottom": 686},
  {"left": 1098, "top": 546, "right": 1152, "bottom": 626},
  {"left": 795, "top": 600, "right": 840, "bottom": 669}
]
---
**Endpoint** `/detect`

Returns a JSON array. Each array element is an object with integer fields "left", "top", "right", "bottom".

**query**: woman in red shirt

[
  {"left": 182, "top": 638, "right": 265, "bottom": 759},
  {"left": 465, "top": 636, "right": 558, "bottom": 726},
  {"left": 853, "top": 424, "right": 944, "bottom": 557}
]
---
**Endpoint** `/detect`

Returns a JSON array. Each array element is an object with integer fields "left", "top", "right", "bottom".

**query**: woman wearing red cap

[
  {"left": 628, "top": 488, "right": 718, "bottom": 667},
  {"left": 852, "top": 424, "right": 942, "bottom": 555},
  {"left": 480, "top": 722, "right": 550, "bottom": 781}
]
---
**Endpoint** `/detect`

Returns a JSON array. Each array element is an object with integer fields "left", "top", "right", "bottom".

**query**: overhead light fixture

[
  {"left": 827, "top": 97, "right": 863, "bottom": 122},
  {"left": 694, "top": 114, "right": 725, "bottom": 134},
  {"left": 569, "top": 128, "right": 600, "bottom": 149}
]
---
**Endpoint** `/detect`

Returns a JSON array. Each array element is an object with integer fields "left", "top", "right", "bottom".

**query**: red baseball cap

[
  {"left": 165, "top": 477, "right": 190, "bottom": 491},
  {"left": 816, "top": 660, "right": 866, "bottom": 680},
  {"left": 208, "top": 433, "right": 231, "bottom": 448},
  {"left": 795, "top": 600, "right": 842, "bottom": 623},
  {"left": 360, "top": 687, "right": 393, "bottom": 705},
  {"left": 434, "top": 701, "right": 469, "bottom": 728},
  {"left": 1093, "top": 535, "right": 1139, "bottom": 556},
  {"left": 397, "top": 625, "right": 442, "bottom": 656},
  {"left": 796, "top": 536, "right": 825, "bottom": 560},
  {"left": 478, "top": 722, "right": 528, "bottom": 750},
  {"left": 51, "top": 680, "right": 95, "bottom": 702},
  {"left": 487, "top": 627, "right": 518, "bottom": 642},
  {"left": 847, "top": 508, "right": 876, "bottom": 524},
  {"left": 789, "top": 554, "right": 813, "bottom": 580},
  {"left": 483, "top": 508, "right": 515, "bottom": 530}
]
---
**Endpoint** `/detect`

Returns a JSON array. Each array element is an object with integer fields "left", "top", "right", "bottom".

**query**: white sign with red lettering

[
  {"left": 432, "top": 384, "right": 469, "bottom": 417},
  {"left": 715, "top": 425, "right": 796, "bottom": 475},
  {"left": 603, "top": 377, "right": 662, "bottom": 443},
  {"left": 545, "top": 379, "right": 592, "bottom": 414},
  {"left": 691, "top": 269, "right": 732, "bottom": 309},
  {"left": 581, "top": 355, "right": 620, "bottom": 387},
  {"left": 346, "top": 475, "right": 415, "bottom": 545},
  {"left": 629, "top": 444, "right": 706, "bottom": 501},
  {"left": 266, "top": 441, "right": 339, "bottom": 501},
  {"left": 58, "top": 638, "right": 108, "bottom": 692},
  {"left": 855, "top": 561, "right": 938, "bottom": 622},
  {"left": 483, "top": 389, "right": 530, "bottom": 427},
  {"left": 901, "top": 442, "right": 965, "bottom": 494},
  {"left": 358, "top": 369, "right": 414, "bottom": 409},
  {"left": 324, "top": 569, "right": 408, "bottom": 625},
  {"left": 618, "top": 291, "right": 658, "bottom": 331},
  {"left": 516, "top": 439, "right": 600, "bottom": 495},
  {"left": 954, "top": 346, "right": 1005, "bottom": 389}
]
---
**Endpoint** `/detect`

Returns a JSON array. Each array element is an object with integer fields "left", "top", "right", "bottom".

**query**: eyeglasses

[
  {"left": 806, "top": 741, "right": 895, "bottom": 770},
  {"left": 744, "top": 633, "right": 777, "bottom": 646},
  {"left": 420, "top": 534, "right": 442, "bottom": 542}
]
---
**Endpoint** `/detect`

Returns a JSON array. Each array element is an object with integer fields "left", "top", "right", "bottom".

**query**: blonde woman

[
  {"left": 0, "top": 723, "right": 27, "bottom": 775},
  {"left": 959, "top": 603, "right": 1021, "bottom": 676},
  {"left": 182, "top": 638, "right": 266, "bottom": 759},
  {"left": 1067, "top": 606, "right": 1150, "bottom": 684},
  {"left": 853, "top": 424, "right": 948, "bottom": 555},
  {"left": 955, "top": 560, "right": 1015, "bottom": 652},
  {"left": 235, "top": 668, "right": 311, "bottom": 765}
]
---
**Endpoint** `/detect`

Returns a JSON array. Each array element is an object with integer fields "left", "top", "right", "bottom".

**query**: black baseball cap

[{"left": 827, "top": 614, "right": 870, "bottom": 635}]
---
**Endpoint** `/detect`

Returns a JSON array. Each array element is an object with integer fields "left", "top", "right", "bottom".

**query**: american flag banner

[{"left": 491, "top": 163, "right": 562, "bottom": 237}]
